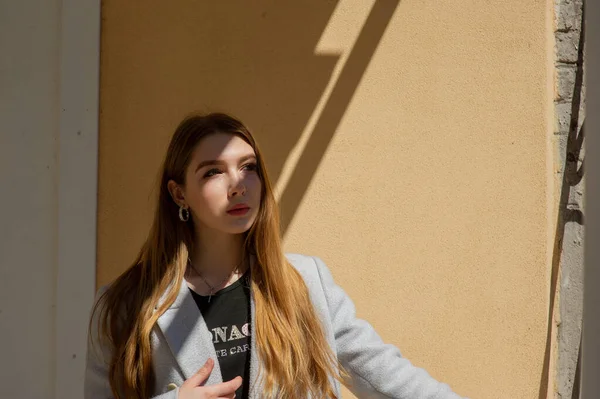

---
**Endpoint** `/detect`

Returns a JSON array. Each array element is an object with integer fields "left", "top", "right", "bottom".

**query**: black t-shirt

[{"left": 189, "top": 273, "right": 251, "bottom": 399}]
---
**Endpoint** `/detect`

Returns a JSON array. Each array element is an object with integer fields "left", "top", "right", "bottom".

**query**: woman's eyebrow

[
  {"left": 238, "top": 154, "right": 257, "bottom": 163},
  {"left": 194, "top": 154, "right": 256, "bottom": 173}
]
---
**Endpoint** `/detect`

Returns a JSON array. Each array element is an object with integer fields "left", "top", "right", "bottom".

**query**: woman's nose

[{"left": 228, "top": 174, "right": 247, "bottom": 197}]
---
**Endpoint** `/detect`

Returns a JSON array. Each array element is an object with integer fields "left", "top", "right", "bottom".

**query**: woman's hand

[{"left": 178, "top": 358, "right": 242, "bottom": 399}]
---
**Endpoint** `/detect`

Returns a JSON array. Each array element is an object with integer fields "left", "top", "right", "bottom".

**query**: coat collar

[{"left": 155, "top": 278, "right": 265, "bottom": 398}]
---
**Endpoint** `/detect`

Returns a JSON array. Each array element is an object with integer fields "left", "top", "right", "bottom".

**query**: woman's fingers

[
  {"left": 179, "top": 361, "right": 241, "bottom": 399},
  {"left": 207, "top": 376, "right": 242, "bottom": 397},
  {"left": 182, "top": 358, "right": 214, "bottom": 388}
]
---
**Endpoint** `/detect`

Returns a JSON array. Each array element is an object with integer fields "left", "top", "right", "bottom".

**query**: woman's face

[{"left": 170, "top": 132, "right": 262, "bottom": 236}]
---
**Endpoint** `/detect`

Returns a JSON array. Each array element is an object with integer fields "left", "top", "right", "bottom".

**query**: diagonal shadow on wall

[
  {"left": 538, "top": 4, "right": 586, "bottom": 398},
  {"left": 278, "top": 0, "right": 400, "bottom": 234}
]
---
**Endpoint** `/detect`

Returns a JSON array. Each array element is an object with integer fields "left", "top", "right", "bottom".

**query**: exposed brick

[
  {"left": 554, "top": 100, "right": 585, "bottom": 135},
  {"left": 554, "top": 0, "right": 583, "bottom": 32},
  {"left": 555, "top": 65, "right": 577, "bottom": 102},
  {"left": 556, "top": 30, "right": 580, "bottom": 63},
  {"left": 555, "top": 102, "right": 573, "bottom": 135},
  {"left": 554, "top": 0, "right": 585, "bottom": 395}
]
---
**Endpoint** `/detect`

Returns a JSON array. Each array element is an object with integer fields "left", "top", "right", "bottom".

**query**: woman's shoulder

[
  {"left": 285, "top": 252, "right": 319, "bottom": 271},
  {"left": 284, "top": 253, "right": 332, "bottom": 287}
]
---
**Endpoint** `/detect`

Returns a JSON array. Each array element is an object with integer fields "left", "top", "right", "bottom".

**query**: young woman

[{"left": 85, "top": 113, "right": 466, "bottom": 399}]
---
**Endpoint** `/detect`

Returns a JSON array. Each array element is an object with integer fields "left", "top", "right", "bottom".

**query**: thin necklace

[{"left": 188, "top": 257, "right": 245, "bottom": 303}]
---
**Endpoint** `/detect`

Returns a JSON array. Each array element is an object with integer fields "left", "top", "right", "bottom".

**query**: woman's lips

[{"left": 227, "top": 205, "right": 250, "bottom": 216}]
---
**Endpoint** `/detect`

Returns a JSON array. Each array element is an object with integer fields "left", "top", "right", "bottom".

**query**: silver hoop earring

[{"left": 179, "top": 206, "right": 190, "bottom": 222}]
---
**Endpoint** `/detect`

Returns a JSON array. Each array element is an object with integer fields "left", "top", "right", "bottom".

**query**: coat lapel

[
  {"left": 155, "top": 280, "right": 224, "bottom": 385},
  {"left": 155, "top": 278, "right": 268, "bottom": 396}
]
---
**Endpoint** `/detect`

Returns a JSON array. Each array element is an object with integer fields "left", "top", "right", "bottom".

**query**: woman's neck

[{"left": 189, "top": 228, "right": 247, "bottom": 280}]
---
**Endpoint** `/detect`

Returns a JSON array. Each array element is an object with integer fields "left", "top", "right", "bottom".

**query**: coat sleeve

[
  {"left": 84, "top": 287, "right": 179, "bottom": 399},
  {"left": 312, "top": 256, "right": 468, "bottom": 399}
]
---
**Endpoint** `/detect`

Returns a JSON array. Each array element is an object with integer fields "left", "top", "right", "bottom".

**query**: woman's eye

[
  {"left": 203, "top": 168, "right": 222, "bottom": 178},
  {"left": 242, "top": 163, "right": 258, "bottom": 172}
]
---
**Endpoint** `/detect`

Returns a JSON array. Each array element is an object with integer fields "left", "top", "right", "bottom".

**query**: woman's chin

[
  {"left": 225, "top": 226, "right": 253, "bottom": 235},
  {"left": 221, "top": 219, "right": 255, "bottom": 235}
]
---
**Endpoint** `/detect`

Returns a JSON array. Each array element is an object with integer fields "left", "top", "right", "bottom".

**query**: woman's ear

[{"left": 167, "top": 180, "right": 186, "bottom": 208}]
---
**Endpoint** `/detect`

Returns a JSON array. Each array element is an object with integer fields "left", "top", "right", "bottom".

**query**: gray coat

[{"left": 85, "top": 254, "right": 466, "bottom": 398}]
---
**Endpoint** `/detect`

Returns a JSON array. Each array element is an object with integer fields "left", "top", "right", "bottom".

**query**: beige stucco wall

[{"left": 97, "top": 1, "right": 554, "bottom": 397}]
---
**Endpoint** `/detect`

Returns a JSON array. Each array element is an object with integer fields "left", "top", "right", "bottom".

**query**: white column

[
  {"left": 0, "top": 1, "right": 100, "bottom": 398},
  {"left": 55, "top": 1, "right": 101, "bottom": 398}
]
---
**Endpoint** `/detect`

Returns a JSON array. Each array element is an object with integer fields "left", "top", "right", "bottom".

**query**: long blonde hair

[{"left": 90, "top": 113, "right": 342, "bottom": 398}]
